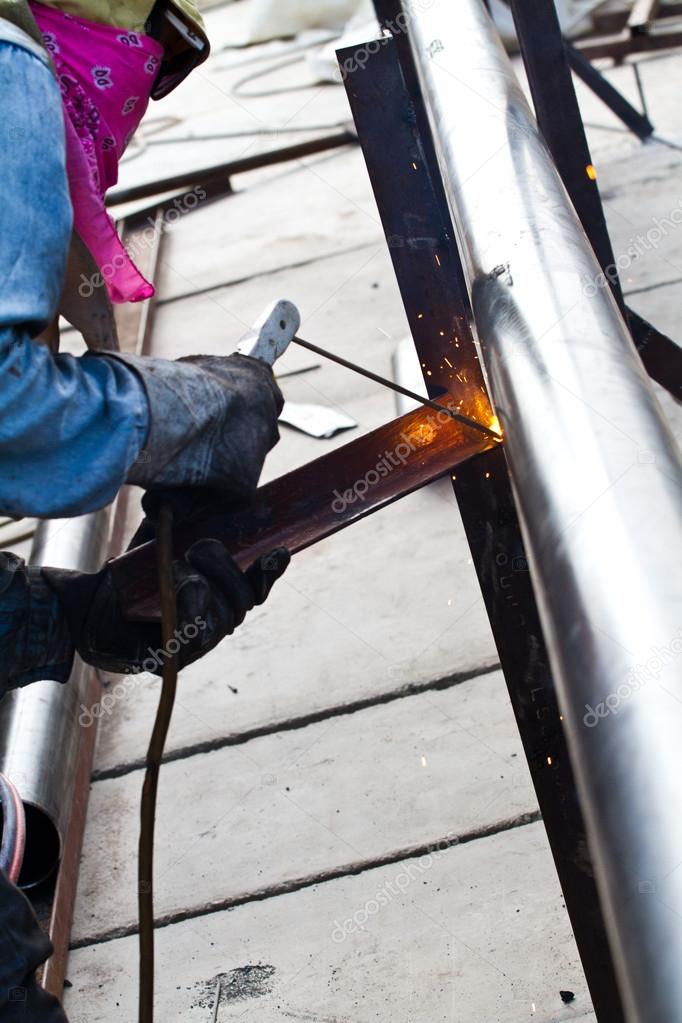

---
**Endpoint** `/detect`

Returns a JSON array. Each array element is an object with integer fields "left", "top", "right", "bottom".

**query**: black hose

[{"left": 139, "top": 505, "right": 178, "bottom": 1023}]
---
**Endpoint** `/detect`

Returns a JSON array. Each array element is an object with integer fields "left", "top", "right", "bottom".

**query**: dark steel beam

[
  {"left": 509, "top": 0, "right": 626, "bottom": 314},
  {"left": 565, "top": 42, "right": 654, "bottom": 141},
  {"left": 508, "top": 1, "right": 681, "bottom": 404},
  {"left": 627, "top": 306, "right": 682, "bottom": 401},
  {"left": 500, "top": 0, "right": 654, "bottom": 142}
]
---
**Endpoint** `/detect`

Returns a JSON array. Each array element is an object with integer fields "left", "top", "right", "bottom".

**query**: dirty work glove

[
  {"left": 0, "top": 553, "right": 74, "bottom": 696},
  {"left": 42, "top": 542, "right": 289, "bottom": 676},
  {"left": 110, "top": 352, "right": 284, "bottom": 501}
]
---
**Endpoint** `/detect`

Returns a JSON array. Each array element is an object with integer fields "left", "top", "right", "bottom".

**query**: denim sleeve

[
  {"left": 0, "top": 339, "right": 149, "bottom": 519},
  {"left": 0, "top": 40, "right": 150, "bottom": 519}
]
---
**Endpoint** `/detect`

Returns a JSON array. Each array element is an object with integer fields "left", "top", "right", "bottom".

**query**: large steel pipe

[
  {"left": 0, "top": 512, "right": 110, "bottom": 887},
  {"left": 401, "top": 2, "right": 682, "bottom": 1019}
]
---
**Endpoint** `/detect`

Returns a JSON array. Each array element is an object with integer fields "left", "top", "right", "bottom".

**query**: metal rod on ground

[
  {"left": 107, "top": 131, "right": 357, "bottom": 207},
  {"left": 631, "top": 62, "right": 650, "bottom": 121},
  {"left": 211, "top": 978, "right": 221, "bottom": 1023},
  {"left": 404, "top": 1, "right": 682, "bottom": 1019},
  {"left": 291, "top": 335, "right": 501, "bottom": 440}
]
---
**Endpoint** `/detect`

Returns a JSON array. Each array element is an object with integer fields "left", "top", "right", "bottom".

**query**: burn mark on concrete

[{"left": 192, "top": 964, "right": 276, "bottom": 1009}]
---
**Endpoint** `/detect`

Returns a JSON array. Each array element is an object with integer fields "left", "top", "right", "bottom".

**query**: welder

[{"left": 0, "top": 1, "right": 289, "bottom": 1019}]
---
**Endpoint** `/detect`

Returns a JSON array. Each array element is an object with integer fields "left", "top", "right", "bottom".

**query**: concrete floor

[{"left": 62, "top": 5, "right": 682, "bottom": 1021}]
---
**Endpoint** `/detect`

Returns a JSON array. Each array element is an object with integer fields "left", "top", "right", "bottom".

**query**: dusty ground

[{"left": 59, "top": 4, "right": 682, "bottom": 1021}]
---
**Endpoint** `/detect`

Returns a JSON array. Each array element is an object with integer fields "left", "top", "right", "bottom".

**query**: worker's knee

[{"left": 0, "top": 43, "right": 72, "bottom": 335}]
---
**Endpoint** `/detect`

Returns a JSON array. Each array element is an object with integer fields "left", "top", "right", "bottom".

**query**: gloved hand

[
  {"left": 109, "top": 351, "right": 284, "bottom": 502},
  {"left": 0, "top": 553, "right": 74, "bottom": 696},
  {"left": 42, "top": 542, "right": 289, "bottom": 676}
]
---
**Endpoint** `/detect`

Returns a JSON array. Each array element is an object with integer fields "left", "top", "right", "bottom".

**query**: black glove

[
  {"left": 129, "top": 485, "right": 240, "bottom": 548},
  {"left": 0, "top": 553, "right": 74, "bottom": 696},
  {"left": 42, "top": 542, "right": 289, "bottom": 676},
  {"left": 107, "top": 352, "right": 284, "bottom": 501}
]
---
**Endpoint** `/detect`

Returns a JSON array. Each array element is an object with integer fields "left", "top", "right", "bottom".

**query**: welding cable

[
  {"left": 230, "top": 54, "right": 317, "bottom": 98},
  {"left": 123, "top": 36, "right": 348, "bottom": 165},
  {"left": 0, "top": 773, "right": 26, "bottom": 885},
  {"left": 226, "top": 33, "right": 345, "bottom": 99},
  {"left": 139, "top": 503, "right": 178, "bottom": 1023},
  {"left": 216, "top": 29, "right": 341, "bottom": 59}
]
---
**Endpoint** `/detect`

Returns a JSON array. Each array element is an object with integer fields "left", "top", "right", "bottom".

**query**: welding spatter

[{"left": 234, "top": 300, "right": 501, "bottom": 443}]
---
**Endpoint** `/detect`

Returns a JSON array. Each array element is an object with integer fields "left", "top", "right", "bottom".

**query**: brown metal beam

[
  {"left": 574, "top": 22, "right": 682, "bottom": 60},
  {"left": 110, "top": 405, "right": 495, "bottom": 622}
]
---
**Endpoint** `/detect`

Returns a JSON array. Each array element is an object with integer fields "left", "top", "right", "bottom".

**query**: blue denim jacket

[{"left": 0, "top": 39, "right": 150, "bottom": 695}]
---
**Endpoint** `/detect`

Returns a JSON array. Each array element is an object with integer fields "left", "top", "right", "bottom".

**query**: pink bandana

[{"left": 30, "top": 1, "right": 164, "bottom": 303}]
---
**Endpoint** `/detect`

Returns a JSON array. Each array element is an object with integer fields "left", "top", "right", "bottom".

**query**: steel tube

[
  {"left": 403, "top": 2, "right": 682, "bottom": 1020},
  {"left": 0, "top": 512, "right": 110, "bottom": 887}
]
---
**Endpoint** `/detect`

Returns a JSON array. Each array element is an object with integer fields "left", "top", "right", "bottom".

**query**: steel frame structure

[
  {"left": 344, "top": 14, "right": 624, "bottom": 1020},
  {"left": 360, "top": 2, "right": 682, "bottom": 1020}
]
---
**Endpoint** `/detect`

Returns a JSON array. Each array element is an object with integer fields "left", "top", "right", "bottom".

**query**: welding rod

[{"left": 291, "top": 335, "right": 500, "bottom": 441}]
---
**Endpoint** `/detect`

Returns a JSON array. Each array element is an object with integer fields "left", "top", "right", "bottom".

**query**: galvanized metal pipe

[
  {"left": 402, "top": 2, "right": 682, "bottom": 1019},
  {"left": 0, "top": 512, "right": 110, "bottom": 886}
]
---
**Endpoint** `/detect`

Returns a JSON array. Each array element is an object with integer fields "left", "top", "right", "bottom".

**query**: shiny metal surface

[
  {"left": 0, "top": 512, "right": 110, "bottom": 886},
  {"left": 404, "top": 2, "right": 682, "bottom": 1020}
]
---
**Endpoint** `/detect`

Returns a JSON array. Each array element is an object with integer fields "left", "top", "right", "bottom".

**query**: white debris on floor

[{"left": 62, "top": 3, "right": 682, "bottom": 1020}]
